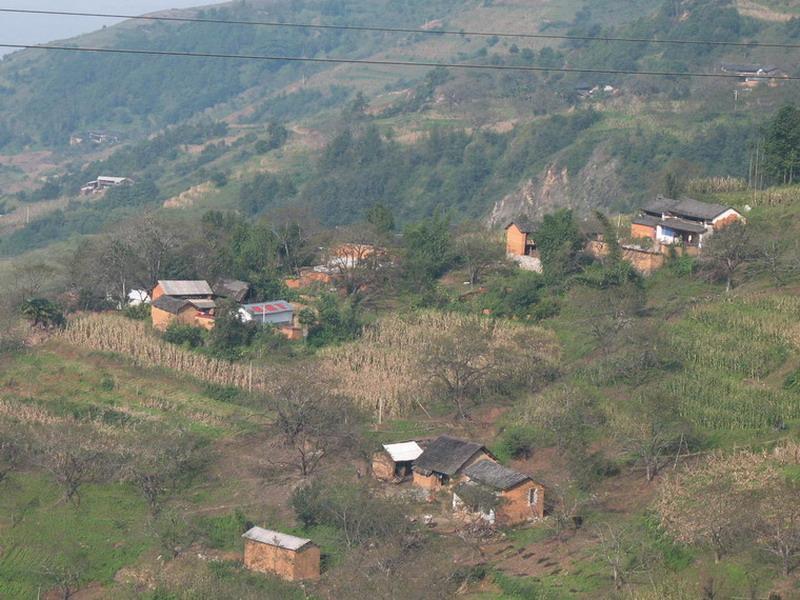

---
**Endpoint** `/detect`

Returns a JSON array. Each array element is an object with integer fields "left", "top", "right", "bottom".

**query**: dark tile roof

[
  {"left": 463, "top": 460, "right": 531, "bottom": 491},
  {"left": 642, "top": 196, "right": 733, "bottom": 222},
  {"left": 213, "top": 279, "right": 250, "bottom": 303},
  {"left": 658, "top": 218, "right": 708, "bottom": 234},
  {"left": 641, "top": 196, "right": 678, "bottom": 216},
  {"left": 413, "top": 436, "right": 488, "bottom": 476},
  {"left": 632, "top": 215, "right": 660, "bottom": 228},
  {"left": 505, "top": 219, "right": 537, "bottom": 234},
  {"left": 152, "top": 295, "right": 191, "bottom": 314},
  {"left": 670, "top": 198, "right": 730, "bottom": 221}
]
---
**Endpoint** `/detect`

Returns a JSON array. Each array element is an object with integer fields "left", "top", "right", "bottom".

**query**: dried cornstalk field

[
  {"left": 59, "top": 314, "right": 278, "bottom": 393},
  {"left": 321, "top": 311, "right": 558, "bottom": 419},
  {"left": 686, "top": 176, "right": 747, "bottom": 194}
]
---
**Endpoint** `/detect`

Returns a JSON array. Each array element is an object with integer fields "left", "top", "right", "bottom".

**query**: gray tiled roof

[
  {"left": 632, "top": 215, "right": 660, "bottom": 227},
  {"left": 413, "top": 435, "right": 488, "bottom": 476},
  {"left": 659, "top": 218, "right": 709, "bottom": 234},
  {"left": 506, "top": 219, "right": 537, "bottom": 234},
  {"left": 151, "top": 295, "right": 191, "bottom": 314},
  {"left": 670, "top": 198, "right": 730, "bottom": 221},
  {"left": 464, "top": 460, "right": 532, "bottom": 490},
  {"left": 157, "top": 280, "right": 213, "bottom": 297},
  {"left": 213, "top": 279, "right": 250, "bottom": 302}
]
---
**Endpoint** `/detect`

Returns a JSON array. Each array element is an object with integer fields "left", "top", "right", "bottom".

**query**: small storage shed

[
  {"left": 453, "top": 461, "right": 545, "bottom": 526},
  {"left": 372, "top": 441, "right": 424, "bottom": 481},
  {"left": 505, "top": 220, "right": 538, "bottom": 257},
  {"left": 242, "top": 526, "right": 320, "bottom": 581},
  {"left": 151, "top": 296, "right": 216, "bottom": 331},
  {"left": 240, "top": 301, "right": 294, "bottom": 326},
  {"left": 412, "top": 435, "right": 495, "bottom": 492}
]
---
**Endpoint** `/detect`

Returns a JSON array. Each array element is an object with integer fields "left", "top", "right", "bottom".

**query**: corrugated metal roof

[
  {"left": 158, "top": 280, "right": 213, "bottom": 296},
  {"left": 464, "top": 460, "right": 531, "bottom": 491},
  {"left": 383, "top": 441, "right": 423, "bottom": 462},
  {"left": 242, "top": 527, "right": 313, "bottom": 551},
  {"left": 98, "top": 176, "right": 131, "bottom": 184},
  {"left": 243, "top": 301, "right": 293, "bottom": 314}
]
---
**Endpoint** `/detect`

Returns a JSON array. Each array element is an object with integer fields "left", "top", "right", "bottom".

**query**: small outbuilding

[
  {"left": 151, "top": 296, "right": 216, "bottom": 331},
  {"left": 372, "top": 441, "right": 424, "bottom": 481},
  {"left": 151, "top": 280, "right": 214, "bottom": 301},
  {"left": 213, "top": 279, "right": 251, "bottom": 303},
  {"left": 453, "top": 461, "right": 545, "bottom": 526},
  {"left": 242, "top": 526, "right": 320, "bottom": 581},
  {"left": 412, "top": 435, "right": 495, "bottom": 492},
  {"left": 505, "top": 219, "right": 538, "bottom": 257}
]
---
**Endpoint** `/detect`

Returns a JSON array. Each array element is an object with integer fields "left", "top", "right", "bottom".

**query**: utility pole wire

[
  {"left": 2, "top": 7, "right": 800, "bottom": 49},
  {"left": 2, "top": 43, "right": 800, "bottom": 81}
]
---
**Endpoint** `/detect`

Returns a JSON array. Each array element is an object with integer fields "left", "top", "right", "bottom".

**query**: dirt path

[{"left": 737, "top": 0, "right": 797, "bottom": 21}]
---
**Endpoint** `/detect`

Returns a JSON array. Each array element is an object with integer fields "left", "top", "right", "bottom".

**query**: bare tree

[
  {"left": 125, "top": 429, "right": 208, "bottom": 514},
  {"left": 0, "top": 425, "right": 27, "bottom": 484},
  {"left": 595, "top": 522, "right": 654, "bottom": 591},
  {"left": 268, "top": 204, "right": 321, "bottom": 275},
  {"left": 124, "top": 214, "right": 182, "bottom": 289},
  {"left": 657, "top": 453, "right": 751, "bottom": 562},
  {"left": 455, "top": 229, "right": 505, "bottom": 285},
  {"left": 34, "top": 426, "right": 115, "bottom": 506},
  {"left": 327, "top": 241, "right": 386, "bottom": 299},
  {"left": 267, "top": 373, "right": 363, "bottom": 476},
  {"left": 420, "top": 317, "right": 555, "bottom": 419},
  {"left": 11, "top": 260, "right": 59, "bottom": 302},
  {"left": 700, "top": 222, "right": 758, "bottom": 292},
  {"left": 546, "top": 483, "right": 590, "bottom": 541},
  {"left": 572, "top": 281, "right": 646, "bottom": 354},
  {"left": 40, "top": 544, "right": 89, "bottom": 599},
  {"left": 614, "top": 393, "right": 690, "bottom": 482}
]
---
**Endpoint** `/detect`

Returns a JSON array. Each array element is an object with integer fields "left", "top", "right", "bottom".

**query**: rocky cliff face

[{"left": 487, "top": 146, "right": 624, "bottom": 226}]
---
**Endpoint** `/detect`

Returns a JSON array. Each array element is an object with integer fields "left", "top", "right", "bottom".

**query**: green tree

[
  {"left": 209, "top": 300, "right": 254, "bottom": 356},
  {"left": 402, "top": 214, "right": 455, "bottom": 292},
  {"left": 366, "top": 203, "right": 395, "bottom": 233},
  {"left": 20, "top": 298, "right": 64, "bottom": 329},
  {"left": 764, "top": 104, "right": 800, "bottom": 184},
  {"left": 536, "top": 209, "right": 584, "bottom": 284}
]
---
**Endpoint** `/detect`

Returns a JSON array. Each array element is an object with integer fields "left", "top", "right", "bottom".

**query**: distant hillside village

[{"left": 507, "top": 195, "right": 746, "bottom": 275}]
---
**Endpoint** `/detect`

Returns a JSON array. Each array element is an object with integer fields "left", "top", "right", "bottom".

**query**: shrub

[
  {"left": 195, "top": 510, "right": 249, "bottom": 550},
  {"left": 498, "top": 425, "right": 537, "bottom": 459},
  {"left": 163, "top": 322, "right": 205, "bottom": 348},
  {"left": 122, "top": 303, "right": 151, "bottom": 321},
  {"left": 291, "top": 479, "right": 412, "bottom": 547}
]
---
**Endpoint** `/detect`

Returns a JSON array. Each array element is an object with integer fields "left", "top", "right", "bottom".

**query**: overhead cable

[
  {"left": 1, "top": 7, "right": 799, "bottom": 49},
  {"left": 3, "top": 42, "right": 798, "bottom": 80}
]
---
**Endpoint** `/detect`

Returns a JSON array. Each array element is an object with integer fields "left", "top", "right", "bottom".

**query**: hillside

[
  {"left": 3, "top": 0, "right": 800, "bottom": 255},
  {"left": 5, "top": 3, "right": 800, "bottom": 596}
]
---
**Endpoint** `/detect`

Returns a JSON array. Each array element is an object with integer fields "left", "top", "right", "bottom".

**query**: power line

[
  {"left": 3, "top": 42, "right": 797, "bottom": 81},
  {"left": 1, "top": 7, "right": 799, "bottom": 50}
]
